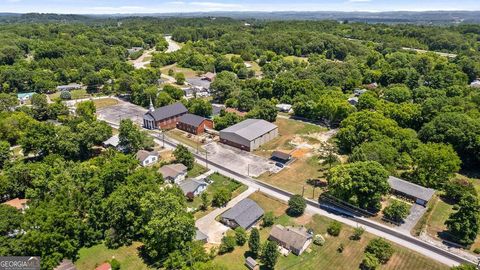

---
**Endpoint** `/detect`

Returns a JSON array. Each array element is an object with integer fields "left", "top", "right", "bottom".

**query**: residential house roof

[
  {"left": 221, "top": 198, "right": 264, "bottom": 229},
  {"left": 56, "top": 83, "right": 82, "bottom": 91},
  {"left": 221, "top": 119, "right": 278, "bottom": 141},
  {"left": 2, "top": 198, "right": 28, "bottom": 211},
  {"left": 211, "top": 104, "right": 225, "bottom": 116},
  {"left": 186, "top": 77, "right": 211, "bottom": 89},
  {"left": 470, "top": 79, "right": 480, "bottom": 88},
  {"left": 271, "top": 151, "right": 291, "bottom": 161},
  {"left": 179, "top": 113, "right": 209, "bottom": 128},
  {"left": 179, "top": 179, "right": 207, "bottom": 195},
  {"left": 388, "top": 176, "right": 435, "bottom": 202},
  {"left": 17, "top": 92, "right": 35, "bottom": 99},
  {"left": 202, "top": 72, "right": 216, "bottom": 81},
  {"left": 136, "top": 150, "right": 158, "bottom": 163},
  {"left": 145, "top": 102, "right": 188, "bottom": 122},
  {"left": 103, "top": 135, "right": 120, "bottom": 147},
  {"left": 54, "top": 259, "right": 77, "bottom": 270},
  {"left": 195, "top": 228, "right": 208, "bottom": 242},
  {"left": 245, "top": 257, "right": 258, "bottom": 269},
  {"left": 95, "top": 262, "right": 111, "bottom": 270},
  {"left": 269, "top": 225, "right": 312, "bottom": 252},
  {"left": 159, "top": 163, "right": 187, "bottom": 179}
]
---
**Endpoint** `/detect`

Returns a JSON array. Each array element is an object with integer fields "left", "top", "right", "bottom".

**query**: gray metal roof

[
  {"left": 179, "top": 179, "right": 207, "bottom": 195},
  {"left": 103, "top": 135, "right": 119, "bottom": 147},
  {"left": 245, "top": 257, "right": 258, "bottom": 269},
  {"left": 388, "top": 176, "right": 435, "bottom": 202},
  {"left": 220, "top": 119, "right": 278, "bottom": 141},
  {"left": 221, "top": 198, "right": 264, "bottom": 229},
  {"left": 195, "top": 229, "right": 208, "bottom": 241},
  {"left": 186, "top": 77, "right": 211, "bottom": 89},
  {"left": 272, "top": 151, "right": 291, "bottom": 161},
  {"left": 145, "top": 102, "right": 187, "bottom": 121},
  {"left": 179, "top": 113, "right": 209, "bottom": 127}
]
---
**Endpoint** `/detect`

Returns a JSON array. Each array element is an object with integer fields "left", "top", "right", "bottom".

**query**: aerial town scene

[{"left": 0, "top": 1, "right": 479, "bottom": 269}]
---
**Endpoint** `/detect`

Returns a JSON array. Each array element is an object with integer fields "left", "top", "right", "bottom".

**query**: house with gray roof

[
  {"left": 143, "top": 102, "right": 188, "bottom": 130},
  {"left": 177, "top": 113, "right": 214, "bottom": 135},
  {"left": 179, "top": 179, "right": 208, "bottom": 196},
  {"left": 159, "top": 163, "right": 188, "bottom": 184},
  {"left": 245, "top": 257, "right": 259, "bottom": 270},
  {"left": 56, "top": 83, "right": 83, "bottom": 92},
  {"left": 268, "top": 225, "right": 313, "bottom": 255},
  {"left": 219, "top": 119, "right": 278, "bottom": 151},
  {"left": 136, "top": 150, "right": 158, "bottom": 167},
  {"left": 103, "top": 134, "right": 120, "bottom": 148},
  {"left": 220, "top": 198, "right": 264, "bottom": 229},
  {"left": 388, "top": 176, "right": 435, "bottom": 206},
  {"left": 195, "top": 228, "right": 208, "bottom": 243}
]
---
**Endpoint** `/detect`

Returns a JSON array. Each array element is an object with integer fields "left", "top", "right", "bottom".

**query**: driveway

[
  {"left": 195, "top": 187, "right": 256, "bottom": 244},
  {"left": 165, "top": 35, "right": 182, "bottom": 53},
  {"left": 399, "top": 203, "right": 427, "bottom": 232},
  {"left": 204, "top": 142, "right": 278, "bottom": 177},
  {"left": 96, "top": 99, "right": 147, "bottom": 126}
]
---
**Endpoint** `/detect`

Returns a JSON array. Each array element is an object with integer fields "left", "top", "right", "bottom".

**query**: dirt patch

[{"left": 294, "top": 213, "right": 313, "bottom": 225}]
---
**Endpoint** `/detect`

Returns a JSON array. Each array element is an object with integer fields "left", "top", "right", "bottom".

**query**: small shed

[
  {"left": 271, "top": 151, "right": 292, "bottom": 163},
  {"left": 245, "top": 257, "right": 259, "bottom": 270}
]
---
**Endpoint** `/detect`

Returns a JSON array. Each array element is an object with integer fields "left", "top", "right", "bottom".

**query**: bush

[
  {"left": 337, "top": 243, "right": 344, "bottom": 253},
  {"left": 212, "top": 187, "right": 231, "bottom": 207},
  {"left": 383, "top": 200, "right": 410, "bottom": 223},
  {"left": 168, "top": 69, "right": 174, "bottom": 76},
  {"left": 351, "top": 227, "right": 365, "bottom": 241},
  {"left": 175, "top": 72, "right": 186, "bottom": 85},
  {"left": 186, "top": 192, "right": 194, "bottom": 202},
  {"left": 60, "top": 91, "right": 71, "bottom": 100},
  {"left": 327, "top": 221, "right": 342, "bottom": 236},
  {"left": 361, "top": 252, "right": 380, "bottom": 270},
  {"left": 474, "top": 248, "right": 480, "bottom": 254},
  {"left": 287, "top": 194, "right": 306, "bottom": 216},
  {"left": 262, "top": 211, "right": 274, "bottom": 227},
  {"left": 110, "top": 259, "right": 120, "bottom": 270},
  {"left": 365, "top": 238, "right": 394, "bottom": 264},
  {"left": 234, "top": 227, "right": 247, "bottom": 246},
  {"left": 313, "top": 234, "right": 325, "bottom": 246},
  {"left": 219, "top": 235, "right": 236, "bottom": 254}
]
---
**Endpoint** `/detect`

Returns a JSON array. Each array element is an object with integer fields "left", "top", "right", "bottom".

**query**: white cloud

[{"left": 189, "top": 2, "right": 242, "bottom": 9}]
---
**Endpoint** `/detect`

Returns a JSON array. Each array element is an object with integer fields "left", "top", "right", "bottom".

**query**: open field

[
  {"left": 75, "top": 242, "right": 151, "bottom": 270},
  {"left": 93, "top": 98, "right": 119, "bottom": 109},
  {"left": 167, "top": 129, "right": 206, "bottom": 153},
  {"left": 49, "top": 89, "right": 90, "bottom": 100},
  {"left": 160, "top": 63, "right": 198, "bottom": 78},
  {"left": 213, "top": 195, "right": 448, "bottom": 270},
  {"left": 284, "top": 55, "right": 309, "bottom": 63}
]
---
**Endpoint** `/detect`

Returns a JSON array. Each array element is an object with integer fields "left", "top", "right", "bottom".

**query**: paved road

[
  {"left": 130, "top": 49, "right": 155, "bottom": 69},
  {"left": 150, "top": 132, "right": 475, "bottom": 267}
]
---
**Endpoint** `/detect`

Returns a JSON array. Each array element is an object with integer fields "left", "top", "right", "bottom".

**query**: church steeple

[{"left": 149, "top": 97, "right": 155, "bottom": 112}]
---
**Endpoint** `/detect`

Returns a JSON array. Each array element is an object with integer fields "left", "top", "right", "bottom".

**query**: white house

[
  {"left": 179, "top": 179, "right": 208, "bottom": 196},
  {"left": 159, "top": 163, "right": 188, "bottom": 184},
  {"left": 136, "top": 150, "right": 159, "bottom": 167}
]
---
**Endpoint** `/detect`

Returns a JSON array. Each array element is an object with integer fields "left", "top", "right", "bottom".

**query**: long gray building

[{"left": 219, "top": 119, "right": 278, "bottom": 151}]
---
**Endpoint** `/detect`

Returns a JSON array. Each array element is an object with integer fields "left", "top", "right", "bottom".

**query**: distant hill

[{"left": 1, "top": 11, "right": 480, "bottom": 24}]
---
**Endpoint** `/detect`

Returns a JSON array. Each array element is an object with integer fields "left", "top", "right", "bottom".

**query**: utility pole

[
  {"left": 162, "top": 132, "right": 165, "bottom": 148},
  {"left": 205, "top": 150, "right": 208, "bottom": 169},
  {"left": 302, "top": 185, "right": 305, "bottom": 197}
]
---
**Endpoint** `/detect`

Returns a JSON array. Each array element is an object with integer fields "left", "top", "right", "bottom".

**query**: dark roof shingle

[
  {"left": 388, "top": 176, "right": 435, "bottom": 202},
  {"left": 146, "top": 102, "right": 187, "bottom": 121},
  {"left": 221, "top": 198, "right": 264, "bottom": 229},
  {"left": 179, "top": 113, "right": 209, "bottom": 127}
]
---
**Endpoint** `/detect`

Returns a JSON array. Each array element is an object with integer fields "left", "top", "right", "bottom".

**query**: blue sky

[{"left": 1, "top": 0, "right": 479, "bottom": 14}]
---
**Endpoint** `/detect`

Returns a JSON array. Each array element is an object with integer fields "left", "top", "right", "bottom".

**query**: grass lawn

[
  {"left": 75, "top": 242, "right": 151, "bottom": 270},
  {"left": 160, "top": 63, "right": 198, "bottom": 78},
  {"left": 284, "top": 55, "right": 309, "bottom": 63},
  {"left": 166, "top": 129, "right": 205, "bottom": 153},
  {"left": 192, "top": 172, "right": 248, "bottom": 219},
  {"left": 49, "top": 89, "right": 90, "bottom": 100},
  {"left": 213, "top": 199, "right": 448, "bottom": 270},
  {"left": 187, "top": 163, "right": 208, "bottom": 178},
  {"left": 258, "top": 156, "right": 327, "bottom": 200},
  {"left": 92, "top": 98, "right": 119, "bottom": 109}
]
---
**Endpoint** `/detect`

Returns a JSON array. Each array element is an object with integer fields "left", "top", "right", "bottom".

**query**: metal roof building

[
  {"left": 388, "top": 176, "right": 435, "bottom": 206},
  {"left": 220, "top": 198, "right": 264, "bottom": 229},
  {"left": 219, "top": 119, "right": 278, "bottom": 151}
]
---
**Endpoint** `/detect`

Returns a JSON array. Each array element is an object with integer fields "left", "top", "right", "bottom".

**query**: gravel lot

[
  {"left": 96, "top": 100, "right": 147, "bottom": 126},
  {"left": 204, "top": 142, "right": 279, "bottom": 177}
]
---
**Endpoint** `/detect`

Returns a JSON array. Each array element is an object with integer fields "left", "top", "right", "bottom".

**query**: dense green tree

[
  {"left": 219, "top": 235, "right": 236, "bottom": 254},
  {"left": 31, "top": 94, "right": 49, "bottom": 121},
  {"left": 261, "top": 240, "right": 279, "bottom": 270},
  {"left": 349, "top": 140, "right": 399, "bottom": 171},
  {"left": 0, "top": 93, "right": 17, "bottom": 112},
  {"left": 248, "top": 228, "right": 260, "bottom": 258},
  {"left": 361, "top": 252, "right": 380, "bottom": 270},
  {"left": 262, "top": 211, "right": 274, "bottom": 227},
  {"left": 141, "top": 190, "right": 195, "bottom": 261},
  {"left": 365, "top": 238, "right": 394, "bottom": 264},
  {"left": 327, "top": 161, "right": 389, "bottom": 212},
  {"left": 234, "top": 227, "right": 247, "bottom": 246},
  {"left": 0, "top": 141, "right": 10, "bottom": 168},
  {"left": 163, "top": 85, "right": 184, "bottom": 100},
  {"left": 175, "top": 73, "right": 186, "bottom": 85},
  {"left": 187, "top": 98, "right": 212, "bottom": 118},
  {"left": 173, "top": 145, "right": 194, "bottom": 170},
  {"left": 246, "top": 99, "right": 277, "bottom": 122},
  {"left": 76, "top": 100, "right": 96, "bottom": 121},
  {"left": 212, "top": 187, "right": 231, "bottom": 207},
  {"left": 383, "top": 84, "right": 412, "bottom": 103},
  {"left": 410, "top": 143, "right": 461, "bottom": 188},
  {"left": 287, "top": 194, "right": 306, "bottom": 217},
  {"left": 383, "top": 200, "right": 410, "bottom": 223},
  {"left": 118, "top": 119, "right": 153, "bottom": 154},
  {"left": 445, "top": 194, "right": 480, "bottom": 246},
  {"left": 210, "top": 71, "right": 239, "bottom": 102}
]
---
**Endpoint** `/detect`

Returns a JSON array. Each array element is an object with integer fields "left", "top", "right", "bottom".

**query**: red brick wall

[
  {"left": 156, "top": 113, "right": 186, "bottom": 129},
  {"left": 178, "top": 119, "right": 214, "bottom": 135}
]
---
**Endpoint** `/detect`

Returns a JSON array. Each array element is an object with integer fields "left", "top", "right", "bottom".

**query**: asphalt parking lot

[
  {"left": 96, "top": 100, "right": 147, "bottom": 126},
  {"left": 203, "top": 142, "right": 279, "bottom": 177}
]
